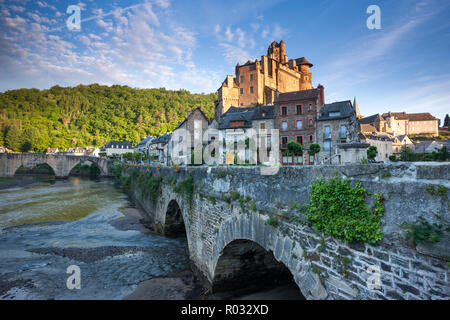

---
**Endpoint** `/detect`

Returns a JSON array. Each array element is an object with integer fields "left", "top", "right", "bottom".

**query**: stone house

[
  {"left": 100, "top": 141, "right": 133, "bottom": 157},
  {"left": 359, "top": 132, "right": 394, "bottom": 161},
  {"left": 382, "top": 112, "right": 439, "bottom": 136},
  {"left": 168, "top": 107, "right": 210, "bottom": 165},
  {"left": 359, "top": 112, "right": 439, "bottom": 137},
  {"left": 274, "top": 87, "right": 325, "bottom": 165},
  {"left": 316, "top": 100, "right": 355, "bottom": 164},
  {"left": 215, "top": 40, "right": 315, "bottom": 121},
  {"left": 215, "top": 105, "right": 275, "bottom": 164},
  {"left": 149, "top": 133, "right": 171, "bottom": 164}
]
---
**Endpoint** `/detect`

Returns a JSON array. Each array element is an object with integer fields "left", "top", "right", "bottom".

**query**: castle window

[
  {"left": 309, "top": 119, "right": 313, "bottom": 127},
  {"left": 260, "top": 122, "right": 265, "bottom": 130},
  {"left": 250, "top": 86, "right": 254, "bottom": 94},
  {"left": 240, "top": 88, "right": 243, "bottom": 94},
  {"left": 281, "top": 121, "right": 288, "bottom": 131},
  {"left": 240, "top": 76, "right": 244, "bottom": 83},
  {"left": 296, "top": 105, "right": 302, "bottom": 115},
  {"left": 297, "top": 136, "right": 303, "bottom": 145},
  {"left": 281, "top": 106, "right": 287, "bottom": 116},
  {"left": 309, "top": 104, "right": 312, "bottom": 111},
  {"left": 250, "top": 74, "right": 254, "bottom": 81},
  {"left": 309, "top": 135, "right": 313, "bottom": 142},
  {"left": 296, "top": 120, "right": 302, "bottom": 130}
]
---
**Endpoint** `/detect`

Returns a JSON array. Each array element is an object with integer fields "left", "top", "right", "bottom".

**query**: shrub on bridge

[{"left": 304, "top": 175, "right": 385, "bottom": 244}]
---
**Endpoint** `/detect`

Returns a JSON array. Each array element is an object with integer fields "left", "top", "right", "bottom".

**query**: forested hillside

[{"left": 0, "top": 84, "right": 217, "bottom": 152}]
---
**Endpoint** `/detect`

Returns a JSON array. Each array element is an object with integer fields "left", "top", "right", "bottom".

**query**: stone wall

[{"left": 124, "top": 162, "right": 450, "bottom": 300}]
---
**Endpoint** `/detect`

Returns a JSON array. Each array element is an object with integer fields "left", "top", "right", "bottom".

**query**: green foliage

[
  {"left": 250, "top": 200, "right": 256, "bottom": 211},
  {"left": 0, "top": 85, "right": 217, "bottom": 151},
  {"left": 172, "top": 174, "right": 195, "bottom": 205},
  {"left": 265, "top": 216, "right": 279, "bottom": 227},
  {"left": 133, "top": 171, "right": 163, "bottom": 203},
  {"left": 112, "top": 161, "right": 123, "bottom": 178},
  {"left": 229, "top": 190, "right": 240, "bottom": 201},
  {"left": 207, "top": 195, "right": 216, "bottom": 205},
  {"left": 401, "top": 216, "right": 445, "bottom": 245},
  {"left": 399, "top": 146, "right": 417, "bottom": 162},
  {"left": 216, "top": 171, "right": 227, "bottom": 178},
  {"left": 389, "top": 155, "right": 397, "bottom": 162},
  {"left": 360, "top": 158, "right": 369, "bottom": 164},
  {"left": 367, "top": 146, "right": 378, "bottom": 160},
  {"left": 381, "top": 171, "right": 391, "bottom": 178},
  {"left": 308, "top": 143, "right": 321, "bottom": 156},
  {"left": 287, "top": 141, "right": 303, "bottom": 155},
  {"left": 164, "top": 175, "right": 177, "bottom": 185},
  {"left": 304, "top": 175, "right": 385, "bottom": 244}
]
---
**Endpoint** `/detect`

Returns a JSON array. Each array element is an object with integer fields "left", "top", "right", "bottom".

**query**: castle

[{"left": 214, "top": 40, "right": 315, "bottom": 120}]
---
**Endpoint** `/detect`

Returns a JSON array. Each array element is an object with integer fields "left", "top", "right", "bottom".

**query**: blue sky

[{"left": 1, "top": 0, "right": 449, "bottom": 121}]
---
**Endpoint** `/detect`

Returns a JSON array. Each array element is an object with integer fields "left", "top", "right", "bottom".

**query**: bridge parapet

[{"left": 0, "top": 153, "right": 112, "bottom": 178}]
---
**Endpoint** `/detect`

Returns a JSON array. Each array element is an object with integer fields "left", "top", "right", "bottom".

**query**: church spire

[{"left": 353, "top": 97, "right": 362, "bottom": 119}]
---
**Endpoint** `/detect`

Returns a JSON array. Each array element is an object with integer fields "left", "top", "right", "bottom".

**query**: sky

[{"left": 1, "top": 0, "right": 449, "bottom": 121}]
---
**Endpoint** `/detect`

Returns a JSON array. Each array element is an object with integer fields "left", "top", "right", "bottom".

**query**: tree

[
  {"left": 367, "top": 145, "right": 378, "bottom": 160},
  {"left": 399, "top": 146, "right": 417, "bottom": 162},
  {"left": 287, "top": 141, "right": 303, "bottom": 155},
  {"left": 5, "top": 125, "right": 22, "bottom": 152},
  {"left": 444, "top": 114, "right": 450, "bottom": 127},
  {"left": 308, "top": 143, "right": 321, "bottom": 165}
]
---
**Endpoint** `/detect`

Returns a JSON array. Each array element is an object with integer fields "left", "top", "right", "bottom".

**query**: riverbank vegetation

[{"left": 0, "top": 84, "right": 216, "bottom": 152}]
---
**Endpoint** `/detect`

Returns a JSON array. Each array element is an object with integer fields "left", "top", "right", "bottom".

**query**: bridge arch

[
  {"left": 164, "top": 199, "right": 187, "bottom": 237},
  {"left": 67, "top": 159, "right": 104, "bottom": 177},
  {"left": 13, "top": 162, "right": 57, "bottom": 177},
  {"left": 66, "top": 158, "right": 106, "bottom": 177},
  {"left": 209, "top": 214, "right": 328, "bottom": 300}
]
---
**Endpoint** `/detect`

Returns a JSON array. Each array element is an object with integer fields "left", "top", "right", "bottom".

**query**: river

[{"left": 0, "top": 177, "right": 192, "bottom": 300}]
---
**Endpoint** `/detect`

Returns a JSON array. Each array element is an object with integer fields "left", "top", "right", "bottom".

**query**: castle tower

[
  {"left": 353, "top": 97, "right": 363, "bottom": 119},
  {"left": 215, "top": 41, "right": 315, "bottom": 120}
]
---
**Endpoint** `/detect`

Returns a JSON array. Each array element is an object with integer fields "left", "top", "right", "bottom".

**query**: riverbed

[{"left": 0, "top": 177, "right": 193, "bottom": 300}]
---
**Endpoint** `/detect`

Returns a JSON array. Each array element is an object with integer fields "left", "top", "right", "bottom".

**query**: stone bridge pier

[
  {"left": 0, "top": 153, "right": 111, "bottom": 178},
  {"left": 126, "top": 163, "right": 449, "bottom": 300}
]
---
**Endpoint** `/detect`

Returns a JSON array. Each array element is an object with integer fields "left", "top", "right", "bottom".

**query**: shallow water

[{"left": 0, "top": 177, "right": 189, "bottom": 300}]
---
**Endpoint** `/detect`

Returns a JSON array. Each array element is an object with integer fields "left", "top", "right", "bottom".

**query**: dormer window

[{"left": 329, "top": 112, "right": 341, "bottom": 117}]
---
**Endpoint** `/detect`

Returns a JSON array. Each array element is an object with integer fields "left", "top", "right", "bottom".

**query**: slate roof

[
  {"left": 274, "top": 88, "right": 321, "bottom": 103},
  {"left": 104, "top": 141, "right": 132, "bottom": 148},
  {"left": 359, "top": 114, "right": 384, "bottom": 124},
  {"left": 318, "top": 100, "right": 355, "bottom": 121},
  {"left": 360, "top": 123, "right": 377, "bottom": 133},
  {"left": 382, "top": 112, "right": 438, "bottom": 121},
  {"left": 218, "top": 105, "right": 274, "bottom": 129}
]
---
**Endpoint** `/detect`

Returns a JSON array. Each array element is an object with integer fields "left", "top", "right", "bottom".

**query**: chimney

[{"left": 318, "top": 84, "right": 325, "bottom": 106}]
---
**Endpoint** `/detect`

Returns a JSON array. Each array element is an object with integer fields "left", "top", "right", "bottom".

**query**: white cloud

[{"left": 224, "top": 26, "right": 233, "bottom": 42}]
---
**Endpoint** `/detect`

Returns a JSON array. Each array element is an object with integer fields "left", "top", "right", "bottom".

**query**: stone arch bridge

[
  {"left": 0, "top": 153, "right": 111, "bottom": 178},
  {"left": 125, "top": 163, "right": 450, "bottom": 300}
]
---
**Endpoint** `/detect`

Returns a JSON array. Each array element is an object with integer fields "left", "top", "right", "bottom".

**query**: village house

[
  {"left": 46, "top": 148, "right": 59, "bottom": 154},
  {"left": 359, "top": 112, "right": 439, "bottom": 137},
  {"left": 148, "top": 133, "right": 171, "bottom": 164},
  {"left": 316, "top": 100, "right": 356, "bottom": 164},
  {"left": 59, "top": 147, "right": 100, "bottom": 157},
  {"left": 211, "top": 105, "right": 276, "bottom": 165},
  {"left": 359, "top": 132, "right": 394, "bottom": 161},
  {"left": 273, "top": 87, "right": 325, "bottom": 165},
  {"left": 168, "top": 107, "right": 210, "bottom": 165},
  {"left": 100, "top": 141, "right": 133, "bottom": 157},
  {"left": 215, "top": 41, "right": 315, "bottom": 121},
  {"left": 134, "top": 136, "right": 156, "bottom": 155}
]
